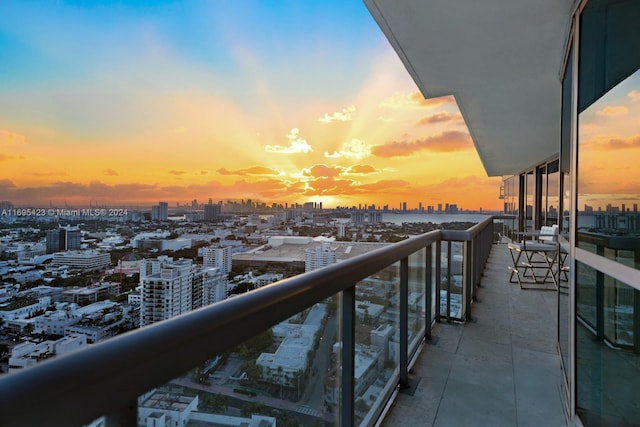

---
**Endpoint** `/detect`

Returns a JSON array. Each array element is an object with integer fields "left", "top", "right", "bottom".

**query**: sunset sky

[
  {"left": 0, "top": 1, "right": 504, "bottom": 210},
  {"left": 579, "top": 70, "right": 640, "bottom": 210}
]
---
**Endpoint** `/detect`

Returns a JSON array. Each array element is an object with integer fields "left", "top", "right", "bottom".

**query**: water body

[{"left": 381, "top": 213, "right": 490, "bottom": 225}]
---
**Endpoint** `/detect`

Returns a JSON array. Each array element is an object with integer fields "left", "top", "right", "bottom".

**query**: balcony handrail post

[
  {"left": 446, "top": 240, "right": 452, "bottom": 321},
  {"left": 435, "top": 240, "right": 442, "bottom": 322},
  {"left": 340, "top": 286, "right": 356, "bottom": 427},
  {"left": 399, "top": 257, "right": 409, "bottom": 388},
  {"left": 425, "top": 244, "right": 433, "bottom": 340},
  {"left": 464, "top": 239, "right": 473, "bottom": 321}
]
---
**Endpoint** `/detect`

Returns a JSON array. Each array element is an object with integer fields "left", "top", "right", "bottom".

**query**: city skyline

[{"left": 3, "top": 1, "right": 500, "bottom": 209}]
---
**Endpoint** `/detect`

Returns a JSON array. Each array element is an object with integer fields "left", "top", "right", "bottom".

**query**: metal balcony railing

[{"left": 0, "top": 216, "right": 509, "bottom": 427}]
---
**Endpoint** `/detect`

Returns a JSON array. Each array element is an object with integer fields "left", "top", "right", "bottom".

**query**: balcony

[{"left": 0, "top": 216, "right": 567, "bottom": 426}]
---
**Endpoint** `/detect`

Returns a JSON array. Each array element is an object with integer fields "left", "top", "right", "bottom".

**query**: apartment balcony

[
  {"left": 382, "top": 245, "right": 565, "bottom": 426},
  {"left": 0, "top": 216, "right": 568, "bottom": 427}
]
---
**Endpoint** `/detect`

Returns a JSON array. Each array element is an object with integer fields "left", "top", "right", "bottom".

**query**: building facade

[
  {"left": 46, "top": 225, "right": 81, "bottom": 254},
  {"left": 151, "top": 201, "right": 168, "bottom": 221},
  {"left": 202, "top": 246, "right": 232, "bottom": 275},
  {"left": 140, "top": 256, "right": 213, "bottom": 326},
  {"left": 304, "top": 242, "right": 337, "bottom": 272}
]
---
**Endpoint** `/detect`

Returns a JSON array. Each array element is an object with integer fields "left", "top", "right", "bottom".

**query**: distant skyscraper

[
  {"left": 202, "top": 246, "right": 232, "bottom": 275},
  {"left": 46, "top": 225, "right": 81, "bottom": 254},
  {"left": 151, "top": 201, "right": 168, "bottom": 221},
  {"left": 204, "top": 203, "right": 221, "bottom": 221}
]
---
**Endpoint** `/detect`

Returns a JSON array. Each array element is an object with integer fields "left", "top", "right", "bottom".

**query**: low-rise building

[
  {"left": 51, "top": 250, "right": 110, "bottom": 272},
  {"left": 8, "top": 334, "right": 87, "bottom": 373}
]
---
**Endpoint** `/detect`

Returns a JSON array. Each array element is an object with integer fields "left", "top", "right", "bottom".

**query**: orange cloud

[
  {"left": 217, "top": 166, "right": 280, "bottom": 176},
  {"left": 602, "top": 135, "right": 640, "bottom": 149},
  {"left": 265, "top": 128, "right": 313, "bottom": 154},
  {"left": 372, "top": 131, "right": 472, "bottom": 157},
  {"left": 0, "top": 130, "right": 26, "bottom": 144},
  {"left": 0, "top": 179, "right": 16, "bottom": 189},
  {"left": 103, "top": 169, "right": 119, "bottom": 176},
  {"left": 346, "top": 164, "right": 379, "bottom": 175},
  {"left": 304, "top": 177, "right": 355, "bottom": 195},
  {"left": 583, "top": 135, "right": 640, "bottom": 150},
  {"left": 628, "top": 90, "right": 640, "bottom": 103},
  {"left": 0, "top": 153, "right": 25, "bottom": 161},
  {"left": 318, "top": 105, "right": 355, "bottom": 123},
  {"left": 416, "top": 112, "right": 463, "bottom": 125},
  {"left": 596, "top": 105, "right": 628, "bottom": 116},
  {"left": 25, "top": 171, "right": 68, "bottom": 177},
  {"left": 324, "top": 139, "right": 371, "bottom": 159},
  {"left": 303, "top": 164, "right": 342, "bottom": 178},
  {"left": 169, "top": 170, "right": 187, "bottom": 176},
  {"left": 358, "top": 179, "right": 411, "bottom": 192},
  {"left": 380, "top": 92, "right": 454, "bottom": 109}
]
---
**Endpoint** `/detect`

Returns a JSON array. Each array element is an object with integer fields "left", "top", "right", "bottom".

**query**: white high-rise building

[
  {"left": 202, "top": 267, "right": 228, "bottom": 306},
  {"left": 305, "top": 242, "right": 337, "bottom": 272},
  {"left": 202, "top": 246, "right": 232, "bottom": 275},
  {"left": 140, "top": 256, "right": 203, "bottom": 326}
]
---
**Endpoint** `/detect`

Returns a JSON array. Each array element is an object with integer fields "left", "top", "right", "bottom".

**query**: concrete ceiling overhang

[{"left": 364, "top": 0, "right": 576, "bottom": 176}]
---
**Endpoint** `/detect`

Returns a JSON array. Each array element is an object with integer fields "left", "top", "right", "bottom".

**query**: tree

[
  {"left": 23, "top": 323, "right": 35, "bottom": 336},
  {"left": 0, "top": 343, "right": 9, "bottom": 361},
  {"left": 240, "top": 402, "right": 267, "bottom": 417}
]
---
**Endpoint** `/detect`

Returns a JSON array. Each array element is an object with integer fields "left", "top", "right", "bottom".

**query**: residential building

[
  {"left": 203, "top": 202, "right": 221, "bottom": 221},
  {"left": 151, "top": 201, "right": 168, "bottom": 221},
  {"left": 46, "top": 225, "right": 81, "bottom": 254},
  {"left": 202, "top": 246, "right": 232, "bottom": 275},
  {"left": 304, "top": 242, "right": 337, "bottom": 272},
  {"left": 139, "top": 256, "right": 208, "bottom": 326},
  {"left": 8, "top": 334, "right": 87, "bottom": 373}
]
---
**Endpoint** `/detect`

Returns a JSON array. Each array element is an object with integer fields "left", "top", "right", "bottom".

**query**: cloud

[
  {"left": 416, "top": 112, "right": 463, "bottom": 125},
  {"left": 346, "top": 164, "right": 379, "bottom": 175},
  {"left": 596, "top": 106, "right": 628, "bottom": 116},
  {"left": 302, "top": 164, "right": 342, "bottom": 178},
  {"left": 372, "top": 130, "right": 472, "bottom": 157},
  {"left": 0, "top": 153, "right": 25, "bottom": 161},
  {"left": 217, "top": 166, "right": 280, "bottom": 176},
  {"left": 324, "top": 138, "right": 371, "bottom": 160},
  {"left": 317, "top": 105, "right": 356, "bottom": 123},
  {"left": 265, "top": 128, "right": 313, "bottom": 154},
  {"left": 377, "top": 116, "right": 393, "bottom": 123},
  {"left": 303, "top": 177, "right": 356, "bottom": 196},
  {"left": 628, "top": 90, "right": 640, "bottom": 103},
  {"left": 601, "top": 135, "right": 640, "bottom": 150},
  {"left": 357, "top": 179, "right": 411, "bottom": 191},
  {"left": 169, "top": 170, "right": 187, "bottom": 176},
  {"left": 200, "top": 170, "right": 209, "bottom": 175},
  {"left": 380, "top": 92, "right": 454, "bottom": 109},
  {"left": 0, "top": 179, "right": 16, "bottom": 189},
  {"left": 0, "top": 130, "right": 26, "bottom": 144},
  {"left": 103, "top": 168, "right": 119, "bottom": 176},
  {"left": 25, "top": 171, "right": 68, "bottom": 177}
]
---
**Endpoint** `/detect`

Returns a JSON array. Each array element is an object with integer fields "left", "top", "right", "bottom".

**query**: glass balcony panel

[
  {"left": 576, "top": 262, "right": 640, "bottom": 425},
  {"left": 135, "top": 300, "right": 340, "bottom": 427},
  {"left": 354, "top": 262, "right": 400, "bottom": 426},
  {"left": 408, "top": 248, "right": 426, "bottom": 359},
  {"left": 576, "top": 259, "right": 598, "bottom": 329},
  {"left": 440, "top": 241, "right": 464, "bottom": 320}
]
